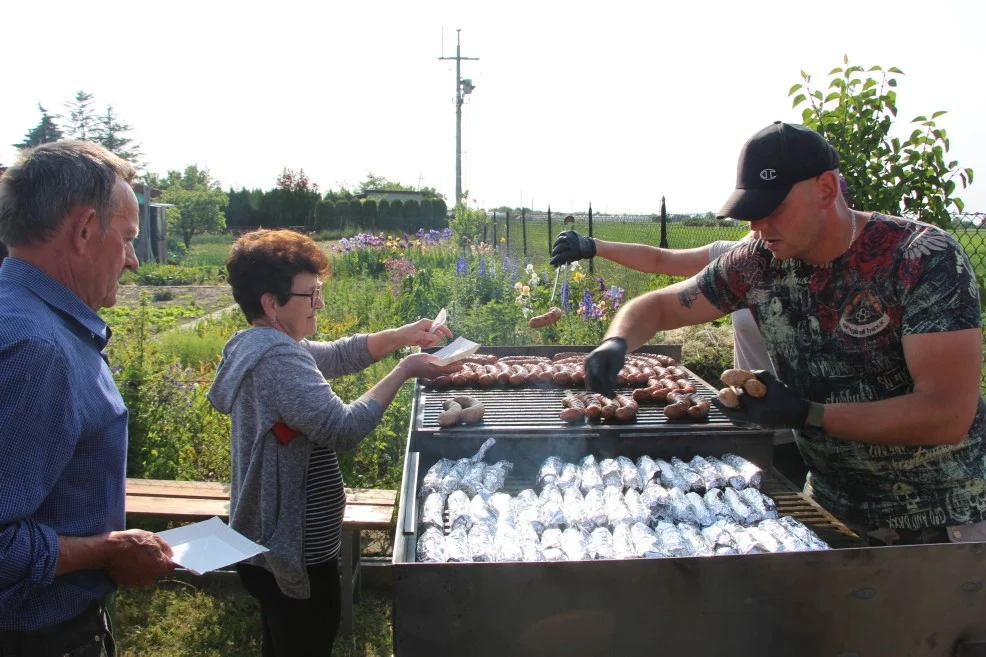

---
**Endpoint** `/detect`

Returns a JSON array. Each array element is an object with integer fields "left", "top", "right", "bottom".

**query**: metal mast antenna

[{"left": 439, "top": 29, "right": 478, "bottom": 206}]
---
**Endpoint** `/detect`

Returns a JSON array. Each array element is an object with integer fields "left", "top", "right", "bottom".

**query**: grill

[{"left": 392, "top": 346, "right": 986, "bottom": 657}]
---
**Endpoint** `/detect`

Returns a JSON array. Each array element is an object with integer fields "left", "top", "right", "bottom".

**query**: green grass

[
  {"left": 182, "top": 234, "right": 237, "bottom": 267},
  {"left": 114, "top": 581, "right": 393, "bottom": 657}
]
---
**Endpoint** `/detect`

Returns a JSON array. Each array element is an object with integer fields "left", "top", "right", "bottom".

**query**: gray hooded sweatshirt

[{"left": 208, "top": 327, "right": 383, "bottom": 599}]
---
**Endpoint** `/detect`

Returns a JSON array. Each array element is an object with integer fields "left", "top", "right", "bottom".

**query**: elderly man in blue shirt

[{"left": 0, "top": 141, "right": 174, "bottom": 656}]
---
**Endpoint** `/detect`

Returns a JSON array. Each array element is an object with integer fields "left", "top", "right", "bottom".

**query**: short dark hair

[
  {"left": 226, "top": 229, "right": 331, "bottom": 322},
  {"left": 0, "top": 141, "right": 136, "bottom": 247}
]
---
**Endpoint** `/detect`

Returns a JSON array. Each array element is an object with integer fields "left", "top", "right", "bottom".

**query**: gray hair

[{"left": 0, "top": 140, "right": 136, "bottom": 248}]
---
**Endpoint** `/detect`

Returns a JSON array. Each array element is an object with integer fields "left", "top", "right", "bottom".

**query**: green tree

[
  {"left": 64, "top": 90, "right": 98, "bottom": 140},
  {"left": 94, "top": 105, "right": 142, "bottom": 165},
  {"left": 790, "top": 56, "right": 974, "bottom": 227},
  {"left": 449, "top": 203, "right": 489, "bottom": 247},
  {"left": 14, "top": 104, "right": 64, "bottom": 149},
  {"left": 157, "top": 166, "right": 228, "bottom": 247}
]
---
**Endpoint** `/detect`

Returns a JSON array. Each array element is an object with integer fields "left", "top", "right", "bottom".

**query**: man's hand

[
  {"left": 550, "top": 231, "right": 596, "bottom": 267},
  {"left": 105, "top": 529, "right": 175, "bottom": 587},
  {"left": 584, "top": 337, "right": 627, "bottom": 397},
  {"left": 711, "top": 371, "right": 814, "bottom": 430},
  {"left": 396, "top": 319, "right": 453, "bottom": 349}
]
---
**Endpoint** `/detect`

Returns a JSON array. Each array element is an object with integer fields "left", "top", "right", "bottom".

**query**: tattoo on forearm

[{"left": 677, "top": 283, "right": 701, "bottom": 309}]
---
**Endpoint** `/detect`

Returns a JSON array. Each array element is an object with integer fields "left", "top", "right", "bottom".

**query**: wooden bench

[{"left": 125, "top": 478, "right": 397, "bottom": 637}]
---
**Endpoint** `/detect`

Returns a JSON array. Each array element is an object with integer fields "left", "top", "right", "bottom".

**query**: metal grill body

[{"left": 392, "top": 347, "right": 986, "bottom": 656}]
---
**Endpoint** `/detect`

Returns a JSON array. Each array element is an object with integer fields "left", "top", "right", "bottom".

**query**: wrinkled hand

[
  {"left": 711, "top": 370, "right": 812, "bottom": 430},
  {"left": 549, "top": 231, "right": 596, "bottom": 267},
  {"left": 396, "top": 318, "right": 453, "bottom": 349},
  {"left": 399, "top": 352, "right": 464, "bottom": 380},
  {"left": 105, "top": 529, "right": 175, "bottom": 587},
  {"left": 584, "top": 337, "right": 627, "bottom": 398}
]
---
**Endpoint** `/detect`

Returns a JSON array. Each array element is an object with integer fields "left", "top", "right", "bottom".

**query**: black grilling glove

[
  {"left": 550, "top": 230, "right": 596, "bottom": 267},
  {"left": 584, "top": 337, "right": 627, "bottom": 398},
  {"left": 711, "top": 370, "right": 821, "bottom": 430}
]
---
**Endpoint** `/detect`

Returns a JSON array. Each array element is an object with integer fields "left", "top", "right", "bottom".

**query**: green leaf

[
  {"left": 867, "top": 65, "right": 883, "bottom": 72},
  {"left": 954, "top": 198, "right": 965, "bottom": 212},
  {"left": 863, "top": 78, "right": 877, "bottom": 91},
  {"left": 814, "top": 90, "right": 823, "bottom": 100},
  {"left": 792, "top": 94, "right": 806, "bottom": 108},
  {"left": 824, "top": 91, "right": 841, "bottom": 103},
  {"left": 887, "top": 79, "right": 897, "bottom": 87},
  {"left": 888, "top": 67, "right": 904, "bottom": 74},
  {"left": 911, "top": 115, "right": 927, "bottom": 123},
  {"left": 788, "top": 83, "right": 803, "bottom": 96},
  {"left": 843, "top": 53, "right": 849, "bottom": 65},
  {"left": 931, "top": 110, "right": 948, "bottom": 119},
  {"left": 828, "top": 67, "right": 844, "bottom": 75}
]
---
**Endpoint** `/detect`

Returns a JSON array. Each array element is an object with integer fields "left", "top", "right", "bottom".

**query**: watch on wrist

[{"left": 805, "top": 402, "right": 825, "bottom": 429}]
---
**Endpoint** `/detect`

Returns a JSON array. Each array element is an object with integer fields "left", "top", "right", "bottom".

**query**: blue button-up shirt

[{"left": 0, "top": 258, "right": 127, "bottom": 632}]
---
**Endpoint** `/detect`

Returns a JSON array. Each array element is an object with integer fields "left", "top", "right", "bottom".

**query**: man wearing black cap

[{"left": 585, "top": 121, "right": 986, "bottom": 546}]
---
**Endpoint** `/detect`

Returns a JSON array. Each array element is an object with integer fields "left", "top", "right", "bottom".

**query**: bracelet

[{"left": 805, "top": 402, "right": 825, "bottom": 429}]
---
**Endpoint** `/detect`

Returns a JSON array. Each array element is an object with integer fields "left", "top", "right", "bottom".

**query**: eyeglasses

[{"left": 287, "top": 284, "right": 323, "bottom": 307}]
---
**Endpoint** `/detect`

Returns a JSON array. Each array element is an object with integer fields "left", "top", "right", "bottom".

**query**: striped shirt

[
  {"left": 0, "top": 258, "right": 126, "bottom": 632},
  {"left": 304, "top": 446, "right": 347, "bottom": 564}
]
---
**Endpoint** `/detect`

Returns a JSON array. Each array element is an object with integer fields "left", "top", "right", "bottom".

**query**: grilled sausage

[{"left": 529, "top": 307, "right": 563, "bottom": 328}]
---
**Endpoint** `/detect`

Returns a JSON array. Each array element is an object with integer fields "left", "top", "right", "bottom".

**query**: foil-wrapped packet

[
  {"left": 759, "top": 519, "right": 810, "bottom": 552},
  {"left": 469, "top": 492, "right": 496, "bottom": 529},
  {"left": 420, "top": 491, "right": 446, "bottom": 530},
  {"left": 439, "top": 458, "right": 472, "bottom": 497},
  {"left": 671, "top": 457, "right": 705, "bottom": 493},
  {"left": 746, "top": 525, "right": 783, "bottom": 553},
  {"left": 630, "top": 522, "right": 662, "bottom": 558},
  {"left": 583, "top": 488, "right": 608, "bottom": 528},
  {"left": 778, "top": 516, "right": 830, "bottom": 550},
  {"left": 482, "top": 460, "right": 514, "bottom": 495},
  {"left": 721, "top": 453, "right": 763, "bottom": 489},
  {"left": 724, "top": 487, "right": 757, "bottom": 525},
  {"left": 689, "top": 455, "right": 727, "bottom": 491},
  {"left": 636, "top": 455, "right": 660, "bottom": 486},
  {"left": 686, "top": 491, "right": 716, "bottom": 527},
  {"left": 580, "top": 455, "right": 604, "bottom": 493},
  {"left": 558, "top": 462, "right": 582, "bottom": 492},
  {"left": 471, "top": 437, "right": 497, "bottom": 463},
  {"left": 715, "top": 545, "right": 740, "bottom": 556},
  {"left": 641, "top": 481, "right": 671, "bottom": 522},
  {"left": 538, "top": 456, "right": 565, "bottom": 488},
  {"left": 540, "top": 528, "right": 566, "bottom": 561},
  {"left": 739, "top": 487, "right": 777, "bottom": 522},
  {"left": 705, "top": 456, "right": 746, "bottom": 490},
  {"left": 511, "top": 489, "right": 543, "bottom": 534},
  {"left": 588, "top": 527, "right": 616, "bottom": 560},
  {"left": 624, "top": 489, "right": 649, "bottom": 526},
  {"left": 460, "top": 462, "right": 488, "bottom": 496},
  {"left": 446, "top": 525, "right": 471, "bottom": 562},
  {"left": 561, "top": 527, "right": 590, "bottom": 561},
  {"left": 447, "top": 490, "right": 472, "bottom": 531},
  {"left": 600, "top": 459, "right": 623, "bottom": 489},
  {"left": 420, "top": 458, "right": 455, "bottom": 498},
  {"left": 701, "top": 521, "right": 733, "bottom": 551},
  {"left": 618, "top": 456, "right": 644, "bottom": 492},
  {"left": 417, "top": 526, "right": 448, "bottom": 562},
  {"left": 563, "top": 487, "right": 593, "bottom": 533},
  {"left": 494, "top": 523, "right": 525, "bottom": 562},
  {"left": 678, "top": 522, "right": 715, "bottom": 556},
  {"left": 468, "top": 523, "right": 496, "bottom": 561},
  {"left": 603, "top": 486, "right": 631, "bottom": 526},
  {"left": 612, "top": 522, "right": 636, "bottom": 559},
  {"left": 669, "top": 486, "right": 698, "bottom": 524},
  {"left": 488, "top": 492, "right": 515, "bottom": 526},
  {"left": 703, "top": 488, "right": 733, "bottom": 522},
  {"left": 538, "top": 483, "right": 566, "bottom": 529},
  {"left": 655, "top": 458, "right": 688, "bottom": 491},
  {"left": 725, "top": 524, "right": 765, "bottom": 555},
  {"left": 654, "top": 521, "right": 689, "bottom": 557}
]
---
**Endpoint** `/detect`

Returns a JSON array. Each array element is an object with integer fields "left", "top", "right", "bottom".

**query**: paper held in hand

[
  {"left": 155, "top": 516, "right": 268, "bottom": 576},
  {"left": 427, "top": 307, "right": 447, "bottom": 334},
  {"left": 430, "top": 336, "right": 481, "bottom": 366}
]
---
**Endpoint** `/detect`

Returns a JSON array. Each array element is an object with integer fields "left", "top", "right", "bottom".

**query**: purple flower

[
  {"left": 598, "top": 277, "right": 606, "bottom": 291},
  {"left": 456, "top": 255, "right": 467, "bottom": 277},
  {"left": 479, "top": 256, "right": 486, "bottom": 277},
  {"left": 561, "top": 279, "right": 570, "bottom": 312}
]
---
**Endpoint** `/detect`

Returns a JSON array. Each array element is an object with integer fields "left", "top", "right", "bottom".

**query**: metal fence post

[
  {"left": 547, "top": 207, "right": 552, "bottom": 257},
  {"left": 660, "top": 196, "right": 669, "bottom": 248},
  {"left": 522, "top": 207, "right": 528, "bottom": 260},
  {"left": 588, "top": 203, "right": 594, "bottom": 275}
]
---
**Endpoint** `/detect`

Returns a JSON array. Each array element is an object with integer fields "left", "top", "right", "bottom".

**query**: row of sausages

[{"left": 560, "top": 393, "right": 640, "bottom": 423}]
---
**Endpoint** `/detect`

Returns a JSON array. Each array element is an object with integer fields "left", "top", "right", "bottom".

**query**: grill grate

[{"left": 416, "top": 366, "right": 736, "bottom": 434}]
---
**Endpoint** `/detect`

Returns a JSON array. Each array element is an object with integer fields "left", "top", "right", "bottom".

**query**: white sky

[{"left": 2, "top": 0, "right": 984, "bottom": 215}]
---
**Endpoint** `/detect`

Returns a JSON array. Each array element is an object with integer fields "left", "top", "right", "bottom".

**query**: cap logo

[{"left": 760, "top": 168, "right": 777, "bottom": 181}]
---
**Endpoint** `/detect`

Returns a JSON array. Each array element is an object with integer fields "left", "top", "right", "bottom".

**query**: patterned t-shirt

[{"left": 697, "top": 213, "right": 986, "bottom": 530}]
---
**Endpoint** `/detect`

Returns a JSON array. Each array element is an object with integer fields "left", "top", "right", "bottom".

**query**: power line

[{"left": 438, "top": 29, "right": 478, "bottom": 206}]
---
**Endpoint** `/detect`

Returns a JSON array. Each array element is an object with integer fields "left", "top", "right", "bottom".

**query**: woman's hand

[
  {"left": 396, "top": 318, "right": 454, "bottom": 349},
  {"left": 398, "top": 353, "right": 463, "bottom": 380}
]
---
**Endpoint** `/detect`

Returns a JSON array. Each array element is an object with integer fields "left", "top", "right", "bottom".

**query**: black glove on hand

[
  {"left": 584, "top": 337, "right": 627, "bottom": 398},
  {"left": 550, "top": 230, "right": 596, "bottom": 267},
  {"left": 710, "top": 370, "right": 814, "bottom": 430}
]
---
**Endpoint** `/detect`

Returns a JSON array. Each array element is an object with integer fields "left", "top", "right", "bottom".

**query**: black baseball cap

[{"left": 717, "top": 121, "right": 840, "bottom": 221}]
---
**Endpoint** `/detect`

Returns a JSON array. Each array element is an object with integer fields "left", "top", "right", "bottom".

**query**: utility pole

[{"left": 439, "top": 29, "right": 478, "bottom": 207}]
